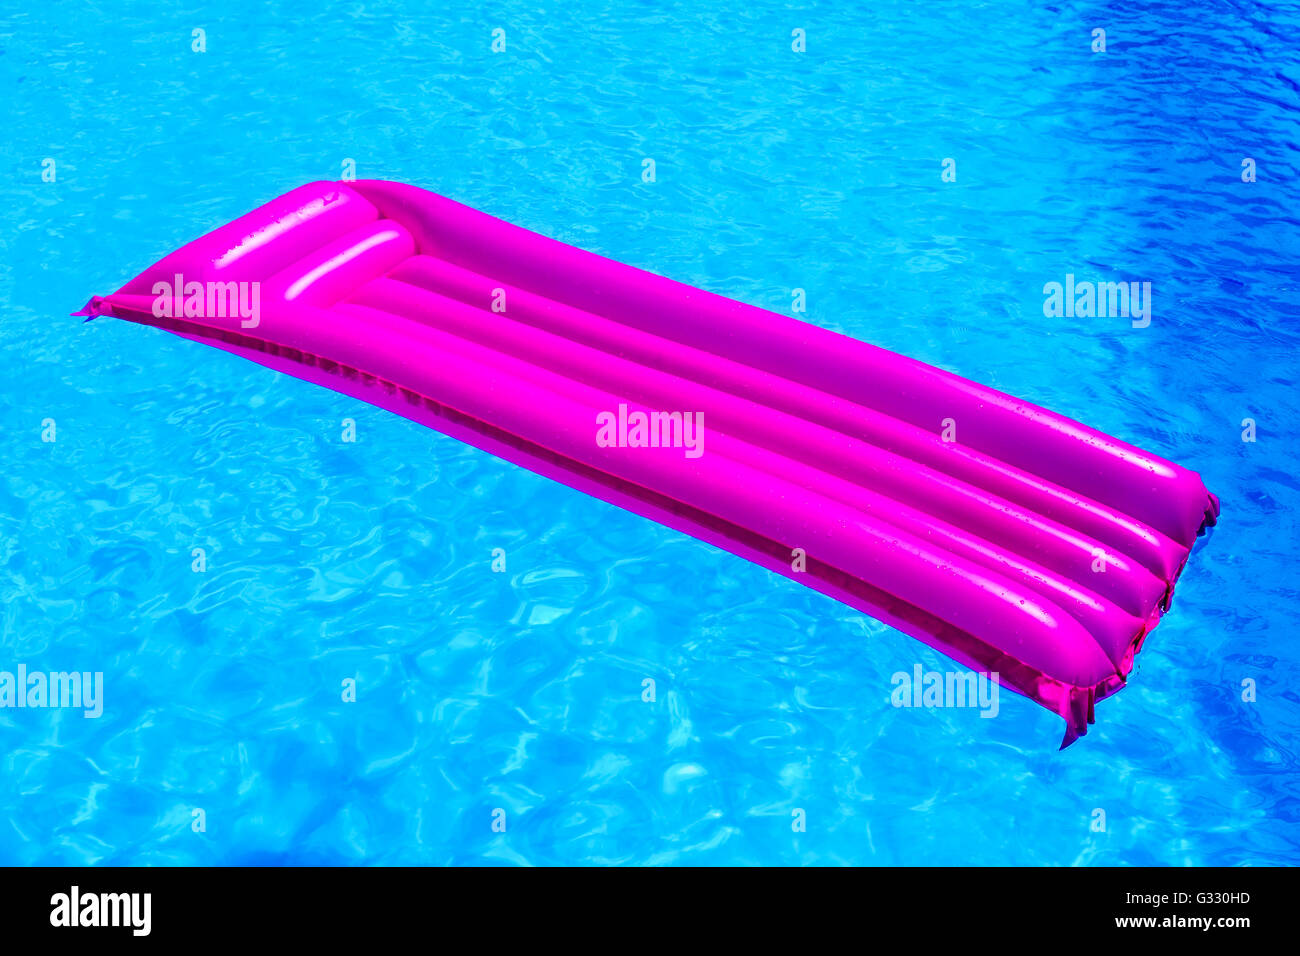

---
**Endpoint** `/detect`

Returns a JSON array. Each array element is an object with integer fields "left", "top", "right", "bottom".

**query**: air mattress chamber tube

[{"left": 75, "top": 181, "right": 1220, "bottom": 747}]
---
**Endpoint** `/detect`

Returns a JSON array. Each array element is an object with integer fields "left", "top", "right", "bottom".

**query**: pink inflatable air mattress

[{"left": 77, "top": 180, "right": 1219, "bottom": 746}]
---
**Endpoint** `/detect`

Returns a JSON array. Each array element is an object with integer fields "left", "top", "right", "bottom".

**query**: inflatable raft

[{"left": 77, "top": 181, "right": 1219, "bottom": 746}]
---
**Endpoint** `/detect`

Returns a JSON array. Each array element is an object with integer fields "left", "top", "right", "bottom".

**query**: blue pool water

[{"left": 2, "top": 1, "right": 1298, "bottom": 865}]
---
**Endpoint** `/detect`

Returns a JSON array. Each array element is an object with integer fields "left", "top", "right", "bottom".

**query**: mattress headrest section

[{"left": 120, "top": 182, "right": 380, "bottom": 294}]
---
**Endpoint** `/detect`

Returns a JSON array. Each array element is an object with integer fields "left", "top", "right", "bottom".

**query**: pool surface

[{"left": 1, "top": 1, "right": 1297, "bottom": 865}]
